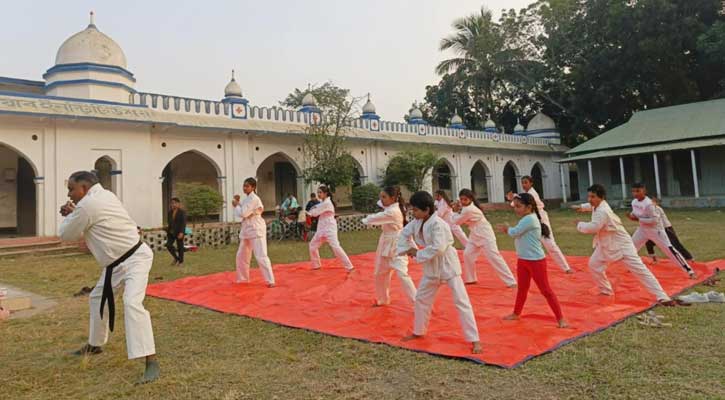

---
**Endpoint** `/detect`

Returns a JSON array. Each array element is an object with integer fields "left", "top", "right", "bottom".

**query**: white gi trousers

[
  {"left": 462, "top": 226, "right": 516, "bottom": 286},
  {"left": 539, "top": 210, "right": 572, "bottom": 272},
  {"left": 413, "top": 275, "right": 480, "bottom": 342},
  {"left": 375, "top": 234, "right": 417, "bottom": 305},
  {"left": 236, "top": 236, "right": 275, "bottom": 284},
  {"left": 88, "top": 243, "right": 156, "bottom": 359},
  {"left": 587, "top": 246, "right": 670, "bottom": 301},
  {"left": 631, "top": 227, "right": 693, "bottom": 275},
  {"left": 448, "top": 223, "right": 469, "bottom": 247},
  {"left": 309, "top": 230, "right": 354, "bottom": 270}
]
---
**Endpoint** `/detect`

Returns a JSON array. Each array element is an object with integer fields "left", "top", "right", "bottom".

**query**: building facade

[{"left": 0, "top": 16, "right": 569, "bottom": 237}]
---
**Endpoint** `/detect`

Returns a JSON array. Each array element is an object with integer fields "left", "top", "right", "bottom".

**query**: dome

[
  {"left": 362, "top": 97, "right": 376, "bottom": 114},
  {"left": 302, "top": 92, "right": 317, "bottom": 107},
  {"left": 55, "top": 13, "right": 127, "bottom": 68},
  {"left": 224, "top": 70, "right": 242, "bottom": 97},
  {"left": 514, "top": 120, "right": 525, "bottom": 133},
  {"left": 485, "top": 119, "right": 496, "bottom": 128},
  {"left": 410, "top": 107, "right": 423, "bottom": 119},
  {"left": 527, "top": 112, "right": 556, "bottom": 131},
  {"left": 451, "top": 113, "right": 463, "bottom": 124}
]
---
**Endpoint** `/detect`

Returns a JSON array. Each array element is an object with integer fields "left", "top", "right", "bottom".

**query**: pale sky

[{"left": 1, "top": 0, "right": 532, "bottom": 121}]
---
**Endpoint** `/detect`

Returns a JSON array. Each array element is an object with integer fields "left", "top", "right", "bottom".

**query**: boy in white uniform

[
  {"left": 575, "top": 184, "right": 671, "bottom": 303},
  {"left": 506, "top": 176, "right": 573, "bottom": 273},
  {"left": 398, "top": 191, "right": 482, "bottom": 354},
  {"left": 59, "top": 171, "right": 159, "bottom": 384},
  {"left": 627, "top": 183, "right": 695, "bottom": 278},
  {"left": 234, "top": 177, "right": 275, "bottom": 287}
]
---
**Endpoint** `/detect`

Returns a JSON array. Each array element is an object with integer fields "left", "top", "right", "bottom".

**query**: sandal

[
  {"left": 71, "top": 344, "right": 103, "bottom": 356},
  {"left": 73, "top": 286, "right": 93, "bottom": 297}
]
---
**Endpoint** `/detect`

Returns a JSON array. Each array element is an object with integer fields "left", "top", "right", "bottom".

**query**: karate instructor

[{"left": 59, "top": 171, "right": 159, "bottom": 384}]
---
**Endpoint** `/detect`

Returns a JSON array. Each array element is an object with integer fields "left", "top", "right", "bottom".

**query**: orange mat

[{"left": 146, "top": 251, "right": 721, "bottom": 368}]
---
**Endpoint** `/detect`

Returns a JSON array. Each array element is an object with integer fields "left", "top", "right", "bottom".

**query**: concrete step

[
  {"left": 0, "top": 245, "right": 82, "bottom": 259},
  {"left": 0, "top": 239, "right": 63, "bottom": 252}
]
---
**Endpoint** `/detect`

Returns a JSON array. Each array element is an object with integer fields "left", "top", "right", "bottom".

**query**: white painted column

[
  {"left": 587, "top": 160, "right": 593, "bottom": 186},
  {"left": 218, "top": 176, "right": 227, "bottom": 222},
  {"left": 690, "top": 149, "right": 700, "bottom": 198},
  {"left": 619, "top": 157, "right": 626, "bottom": 200},
  {"left": 653, "top": 153, "right": 662, "bottom": 199},
  {"left": 34, "top": 177, "right": 45, "bottom": 237},
  {"left": 559, "top": 164, "right": 567, "bottom": 202}
]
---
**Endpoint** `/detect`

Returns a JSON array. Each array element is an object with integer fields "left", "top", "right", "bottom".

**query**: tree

[
  {"left": 176, "top": 182, "right": 223, "bottom": 226},
  {"left": 383, "top": 148, "right": 439, "bottom": 192},
  {"left": 282, "top": 83, "right": 361, "bottom": 193},
  {"left": 351, "top": 183, "right": 381, "bottom": 212}
]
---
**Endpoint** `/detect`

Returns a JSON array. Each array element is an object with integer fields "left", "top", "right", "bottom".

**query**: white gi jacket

[
  {"left": 397, "top": 215, "right": 462, "bottom": 280},
  {"left": 362, "top": 203, "right": 406, "bottom": 258},
  {"left": 576, "top": 200, "right": 634, "bottom": 261},
  {"left": 631, "top": 197, "right": 663, "bottom": 230},
  {"left": 434, "top": 199, "right": 455, "bottom": 223},
  {"left": 450, "top": 204, "right": 494, "bottom": 246},
  {"left": 235, "top": 192, "right": 266, "bottom": 239},
  {"left": 308, "top": 197, "right": 337, "bottom": 233}
]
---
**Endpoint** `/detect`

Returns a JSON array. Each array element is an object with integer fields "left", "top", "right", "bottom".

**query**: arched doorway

[
  {"left": 93, "top": 156, "right": 117, "bottom": 194},
  {"left": 432, "top": 159, "right": 454, "bottom": 197},
  {"left": 0, "top": 144, "right": 37, "bottom": 237},
  {"left": 503, "top": 161, "right": 519, "bottom": 199},
  {"left": 161, "top": 151, "right": 222, "bottom": 224},
  {"left": 470, "top": 161, "right": 490, "bottom": 202},
  {"left": 256, "top": 152, "right": 300, "bottom": 212},
  {"left": 531, "top": 162, "right": 544, "bottom": 198},
  {"left": 568, "top": 163, "right": 580, "bottom": 201},
  {"left": 335, "top": 155, "right": 364, "bottom": 209}
]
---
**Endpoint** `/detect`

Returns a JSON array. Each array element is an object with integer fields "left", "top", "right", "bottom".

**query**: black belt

[{"left": 100, "top": 241, "right": 143, "bottom": 332}]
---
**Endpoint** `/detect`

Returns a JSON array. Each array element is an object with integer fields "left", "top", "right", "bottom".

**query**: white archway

[
  {"left": 470, "top": 160, "right": 492, "bottom": 202},
  {"left": 503, "top": 160, "right": 520, "bottom": 199},
  {"left": 161, "top": 150, "right": 223, "bottom": 223},
  {"left": 255, "top": 152, "right": 302, "bottom": 212},
  {"left": 432, "top": 158, "right": 456, "bottom": 197},
  {"left": 93, "top": 155, "right": 118, "bottom": 194},
  {"left": 530, "top": 162, "right": 545, "bottom": 198},
  {"left": 0, "top": 143, "right": 38, "bottom": 236}
]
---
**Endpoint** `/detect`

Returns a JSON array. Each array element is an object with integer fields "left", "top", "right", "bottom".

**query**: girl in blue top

[{"left": 497, "top": 193, "right": 568, "bottom": 328}]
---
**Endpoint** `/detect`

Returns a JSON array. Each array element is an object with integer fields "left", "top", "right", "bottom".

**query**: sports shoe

[
  {"left": 705, "top": 291, "right": 725, "bottom": 303},
  {"left": 677, "top": 292, "right": 709, "bottom": 304}
]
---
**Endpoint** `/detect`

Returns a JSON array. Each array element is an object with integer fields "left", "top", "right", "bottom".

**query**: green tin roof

[{"left": 566, "top": 98, "right": 725, "bottom": 157}]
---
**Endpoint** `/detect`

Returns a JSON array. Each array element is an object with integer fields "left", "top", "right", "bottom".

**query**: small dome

[
  {"left": 485, "top": 119, "right": 496, "bottom": 128},
  {"left": 55, "top": 13, "right": 127, "bottom": 68},
  {"left": 451, "top": 113, "right": 463, "bottom": 124},
  {"left": 302, "top": 92, "right": 317, "bottom": 107},
  {"left": 527, "top": 112, "right": 556, "bottom": 131},
  {"left": 224, "top": 70, "right": 242, "bottom": 97},
  {"left": 514, "top": 120, "right": 525, "bottom": 133},
  {"left": 410, "top": 107, "right": 423, "bottom": 119},
  {"left": 362, "top": 97, "right": 376, "bottom": 114}
]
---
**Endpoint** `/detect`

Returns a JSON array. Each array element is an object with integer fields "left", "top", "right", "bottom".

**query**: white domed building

[
  {"left": 0, "top": 14, "right": 568, "bottom": 240},
  {"left": 525, "top": 112, "right": 561, "bottom": 140}
]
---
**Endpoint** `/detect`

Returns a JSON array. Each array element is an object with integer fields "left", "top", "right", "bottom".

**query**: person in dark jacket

[{"left": 166, "top": 197, "right": 187, "bottom": 266}]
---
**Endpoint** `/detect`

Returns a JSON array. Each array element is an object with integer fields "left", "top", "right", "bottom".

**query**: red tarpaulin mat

[{"left": 146, "top": 251, "right": 722, "bottom": 368}]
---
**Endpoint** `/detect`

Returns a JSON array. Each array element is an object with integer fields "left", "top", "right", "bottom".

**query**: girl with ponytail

[
  {"left": 361, "top": 186, "right": 417, "bottom": 306},
  {"left": 434, "top": 190, "right": 469, "bottom": 246},
  {"left": 496, "top": 193, "right": 568, "bottom": 328},
  {"left": 307, "top": 185, "right": 355, "bottom": 272},
  {"left": 451, "top": 189, "right": 516, "bottom": 287}
]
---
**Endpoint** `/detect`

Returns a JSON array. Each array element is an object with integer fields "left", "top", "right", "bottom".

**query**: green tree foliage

[
  {"left": 176, "top": 182, "right": 223, "bottom": 225},
  {"left": 351, "top": 183, "right": 381, "bottom": 212},
  {"left": 282, "top": 83, "right": 360, "bottom": 193},
  {"left": 423, "top": 1, "right": 725, "bottom": 145},
  {"left": 383, "top": 148, "right": 439, "bottom": 192}
]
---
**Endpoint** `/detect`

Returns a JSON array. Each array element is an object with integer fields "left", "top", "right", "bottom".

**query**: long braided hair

[
  {"left": 515, "top": 192, "right": 551, "bottom": 238},
  {"left": 458, "top": 188, "right": 483, "bottom": 210}
]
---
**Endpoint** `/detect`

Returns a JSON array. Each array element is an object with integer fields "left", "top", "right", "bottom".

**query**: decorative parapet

[{"left": 130, "top": 91, "right": 560, "bottom": 146}]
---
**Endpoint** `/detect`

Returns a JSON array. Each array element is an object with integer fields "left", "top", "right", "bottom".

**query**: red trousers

[{"left": 513, "top": 258, "right": 563, "bottom": 321}]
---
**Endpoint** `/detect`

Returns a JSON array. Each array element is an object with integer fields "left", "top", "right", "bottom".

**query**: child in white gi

[
  {"left": 308, "top": 185, "right": 355, "bottom": 272},
  {"left": 627, "top": 183, "right": 695, "bottom": 278},
  {"left": 506, "top": 176, "right": 573, "bottom": 273},
  {"left": 645, "top": 197, "right": 694, "bottom": 263},
  {"left": 451, "top": 189, "right": 516, "bottom": 287},
  {"left": 361, "top": 186, "right": 417, "bottom": 306},
  {"left": 434, "top": 190, "right": 469, "bottom": 246},
  {"left": 575, "top": 184, "right": 672, "bottom": 303},
  {"left": 234, "top": 177, "right": 275, "bottom": 287},
  {"left": 398, "top": 191, "right": 482, "bottom": 354}
]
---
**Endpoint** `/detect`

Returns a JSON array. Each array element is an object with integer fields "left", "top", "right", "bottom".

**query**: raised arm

[
  {"left": 240, "top": 197, "right": 263, "bottom": 219},
  {"left": 59, "top": 205, "right": 90, "bottom": 242},
  {"left": 308, "top": 200, "right": 333, "bottom": 217},
  {"left": 362, "top": 208, "right": 398, "bottom": 226},
  {"left": 450, "top": 206, "right": 474, "bottom": 226},
  {"left": 507, "top": 216, "right": 535, "bottom": 238},
  {"left": 577, "top": 209, "right": 607, "bottom": 235}
]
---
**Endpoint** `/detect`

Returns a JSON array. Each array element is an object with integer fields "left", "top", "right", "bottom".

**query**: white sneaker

[
  {"left": 677, "top": 292, "right": 709, "bottom": 304},
  {"left": 705, "top": 291, "right": 725, "bottom": 303}
]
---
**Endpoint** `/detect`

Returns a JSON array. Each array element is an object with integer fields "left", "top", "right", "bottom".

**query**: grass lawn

[{"left": 1, "top": 209, "right": 724, "bottom": 399}]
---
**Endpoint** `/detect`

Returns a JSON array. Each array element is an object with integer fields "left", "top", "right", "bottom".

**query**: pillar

[
  {"left": 653, "top": 153, "right": 661, "bottom": 198},
  {"left": 34, "top": 177, "right": 45, "bottom": 236},
  {"left": 587, "top": 160, "right": 593, "bottom": 187},
  {"left": 691, "top": 149, "right": 700, "bottom": 198},
  {"left": 559, "top": 164, "right": 567, "bottom": 203},
  {"left": 619, "top": 157, "right": 626, "bottom": 200}
]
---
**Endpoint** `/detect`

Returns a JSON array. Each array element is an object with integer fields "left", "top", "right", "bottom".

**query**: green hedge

[{"left": 351, "top": 183, "right": 380, "bottom": 212}]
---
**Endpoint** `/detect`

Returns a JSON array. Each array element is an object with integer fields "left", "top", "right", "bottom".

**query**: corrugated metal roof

[
  {"left": 567, "top": 98, "right": 725, "bottom": 155},
  {"left": 557, "top": 136, "right": 725, "bottom": 162}
]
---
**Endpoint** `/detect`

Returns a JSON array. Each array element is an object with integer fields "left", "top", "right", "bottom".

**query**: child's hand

[
  {"left": 505, "top": 191, "right": 515, "bottom": 202},
  {"left": 627, "top": 212, "right": 638, "bottom": 221},
  {"left": 406, "top": 248, "right": 418, "bottom": 258},
  {"left": 496, "top": 224, "right": 509, "bottom": 234}
]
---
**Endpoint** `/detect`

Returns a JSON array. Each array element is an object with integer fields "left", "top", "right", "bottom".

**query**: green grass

[{"left": 1, "top": 209, "right": 724, "bottom": 399}]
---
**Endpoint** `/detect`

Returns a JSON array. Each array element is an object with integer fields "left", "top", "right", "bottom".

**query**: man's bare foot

[
  {"left": 465, "top": 281, "right": 477, "bottom": 285},
  {"left": 267, "top": 283, "right": 275, "bottom": 288},
  {"left": 565, "top": 269, "right": 574, "bottom": 274},
  {"left": 503, "top": 313, "right": 520, "bottom": 321},
  {"left": 137, "top": 356, "right": 160, "bottom": 384},
  {"left": 558, "top": 319, "right": 569, "bottom": 328},
  {"left": 347, "top": 268, "right": 356, "bottom": 274},
  {"left": 507, "top": 284, "right": 518, "bottom": 289},
  {"left": 401, "top": 334, "right": 423, "bottom": 342},
  {"left": 471, "top": 341, "right": 482, "bottom": 354}
]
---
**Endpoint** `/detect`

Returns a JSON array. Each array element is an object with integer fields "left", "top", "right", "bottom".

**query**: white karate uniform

[
  {"left": 397, "top": 215, "right": 479, "bottom": 342},
  {"left": 234, "top": 192, "right": 275, "bottom": 285},
  {"left": 630, "top": 197, "right": 693, "bottom": 275},
  {"left": 435, "top": 198, "right": 469, "bottom": 246},
  {"left": 362, "top": 203, "right": 417, "bottom": 305},
  {"left": 511, "top": 188, "right": 572, "bottom": 272},
  {"left": 451, "top": 204, "right": 516, "bottom": 286},
  {"left": 576, "top": 200, "right": 670, "bottom": 301},
  {"left": 59, "top": 183, "right": 156, "bottom": 359},
  {"left": 308, "top": 197, "right": 354, "bottom": 270}
]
